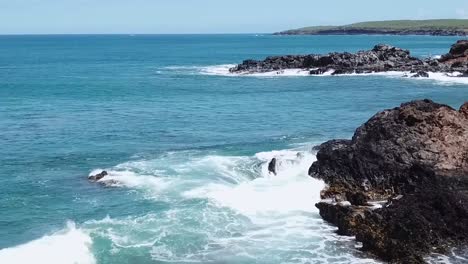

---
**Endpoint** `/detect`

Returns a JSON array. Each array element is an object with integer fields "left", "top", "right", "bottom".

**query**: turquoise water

[{"left": 0, "top": 35, "right": 467, "bottom": 264}]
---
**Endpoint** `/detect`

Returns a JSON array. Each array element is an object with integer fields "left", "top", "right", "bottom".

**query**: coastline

[
  {"left": 273, "top": 30, "right": 468, "bottom": 36},
  {"left": 2, "top": 34, "right": 468, "bottom": 264},
  {"left": 229, "top": 40, "right": 468, "bottom": 79}
]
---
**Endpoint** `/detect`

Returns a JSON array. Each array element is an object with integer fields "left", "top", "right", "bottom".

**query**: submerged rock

[
  {"left": 411, "top": 70, "right": 429, "bottom": 78},
  {"left": 310, "top": 99, "right": 468, "bottom": 263},
  {"left": 88, "top": 170, "right": 108, "bottom": 182}
]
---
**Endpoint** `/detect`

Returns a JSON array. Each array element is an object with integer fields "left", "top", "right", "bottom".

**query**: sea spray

[{"left": 81, "top": 148, "right": 380, "bottom": 263}]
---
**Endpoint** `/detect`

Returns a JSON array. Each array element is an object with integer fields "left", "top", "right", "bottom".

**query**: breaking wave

[
  {"left": 0, "top": 222, "right": 95, "bottom": 264},
  {"left": 161, "top": 64, "right": 468, "bottom": 85},
  {"left": 81, "top": 146, "right": 380, "bottom": 263}
]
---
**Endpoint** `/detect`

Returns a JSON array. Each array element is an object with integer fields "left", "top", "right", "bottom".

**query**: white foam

[
  {"left": 200, "top": 65, "right": 311, "bottom": 77},
  {"left": 83, "top": 148, "right": 383, "bottom": 263},
  {"left": 195, "top": 64, "right": 468, "bottom": 84},
  {"left": 0, "top": 222, "right": 95, "bottom": 264},
  {"left": 425, "top": 72, "right": 468, "bottom": 85},
  {"left": 100, "top": 170, "right": 169, "bottom": 189},
  {"left": 199, "top": 64, "right": 237, "bottom": 75},
  {"left": 183, "top": 151, "right": 325, "bottom": 219},
  {"left": 246, "top": 68, "right": 311, "bottom": 77}
]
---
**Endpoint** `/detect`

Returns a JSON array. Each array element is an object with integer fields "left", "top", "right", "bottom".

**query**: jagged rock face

[
  {"left": 439, "top": 40, "right": 468, "bottom": 66},
  {"left": 355, "top": 186, "right": 468, "bottom": 263},
  {"left": 309, "top": 99, "right": 468, "bottom": 195},
  {"left": 450, "top": 40, "right": 468, "bottom": 56},
  {"left": 230, "top": 41, "right": 468, "bottom": 76},
  {"left": 311, "top": 100, "right": 468, "bottom": 263},
  {"left": 229, "top": 40, "right": 468, "bottom": 77},
  {"left": 315, "top": 202, "right": 364, "bottom": 236},
  {"left": 230, "top": 44, "right": 422, "bottom": 74}
]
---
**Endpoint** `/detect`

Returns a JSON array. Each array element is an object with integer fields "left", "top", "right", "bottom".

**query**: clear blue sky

[{"left": 1, "top": 0, "right": 467, "bottom": 34}]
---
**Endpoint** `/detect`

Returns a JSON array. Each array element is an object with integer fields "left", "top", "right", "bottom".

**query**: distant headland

[{"left": 274, "top": 19, "right": 468, "bottom": 36}]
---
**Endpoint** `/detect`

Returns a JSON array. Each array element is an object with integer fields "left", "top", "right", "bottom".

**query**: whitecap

[
  {"left": 84, "top": 147, "right": 381, "bottom": 263},
  {"left": 194, "top": 64, "right": 468, "bottom": 85},
  {"left": 183, "top": 150, "right": 324, "bottom": 220},
  {"left": 0, "top": 222, "right": 95, "bottom": 264}
]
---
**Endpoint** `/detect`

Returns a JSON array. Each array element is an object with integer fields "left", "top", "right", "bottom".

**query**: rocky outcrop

[
  {"left": 310, "top": 100, "right": 468, "bottom": 263},
  {"left": 230, "top": 41, "right": 468, "bottom": 77},
  {"left": 439, "top": 40, "right": 468, "bottom": 71},
  {"left": 88, "top": 170, "right": 108, "bottom": 182}
]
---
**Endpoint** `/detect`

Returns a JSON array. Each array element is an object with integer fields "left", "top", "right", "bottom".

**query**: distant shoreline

[{"left": 275, "top": 19, "right": 468, "bottom": 36}]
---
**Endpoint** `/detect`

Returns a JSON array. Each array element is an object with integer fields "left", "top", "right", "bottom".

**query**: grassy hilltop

[{"left": 275, "top": 19, "right": 468, "bottom": 36}]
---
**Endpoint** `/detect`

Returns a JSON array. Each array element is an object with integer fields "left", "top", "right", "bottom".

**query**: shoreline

[
  {"left": 229, "top": 41, "right": 468, "bottom": 78},
  {"left": 274, "top": 31, "right": 468, "bottom": 37}
]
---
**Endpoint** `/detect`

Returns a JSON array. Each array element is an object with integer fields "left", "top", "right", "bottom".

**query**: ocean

[{"left": 0, "top": 34, "right": 467, "bottom": 264}]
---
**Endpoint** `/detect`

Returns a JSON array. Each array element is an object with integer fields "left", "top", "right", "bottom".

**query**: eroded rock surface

[{"left": 310, "top": 100, "right": 468, "bottom": 263}]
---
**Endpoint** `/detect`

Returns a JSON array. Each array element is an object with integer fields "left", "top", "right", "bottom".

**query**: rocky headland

[
  {"left": 309, "top": 99, "right": 468, "bottom": 263},
  {"left": 274, "top": 19, "right": 468, "bottom": 36},
  {"left": 275, "top": 28, "right": 467, "bottom": 36},
  {"left": 229, "top": 40, "right": 468, "bottom": 78}
]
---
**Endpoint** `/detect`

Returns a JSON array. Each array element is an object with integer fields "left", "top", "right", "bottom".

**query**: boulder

[
  {"left": 449, "top": 40, "right": 468, "bottom": 58},
  {"left": 439, "top": 40, "right": 468, "bottom": 64},
  {"left": 310, "top": 100, "right": 468, "bottom": 262},
  {"left": 310, "top": 99, "right": 468, "bottom": 195}
]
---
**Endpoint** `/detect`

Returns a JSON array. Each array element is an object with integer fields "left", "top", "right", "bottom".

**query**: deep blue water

[{"left": 0, "top": 35, "right": 467, "bottom": 264}]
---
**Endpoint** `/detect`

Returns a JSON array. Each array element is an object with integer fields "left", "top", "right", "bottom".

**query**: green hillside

[{"left": 276, "top": 19, "right": 468, "bottom": 35}]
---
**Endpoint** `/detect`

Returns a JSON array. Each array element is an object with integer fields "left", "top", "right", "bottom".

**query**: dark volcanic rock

[
  {"left": 450, "top": 40, "right": 468, "bottom": 56},
  {"left": 310, "top": 100, "right": 468, "bottom": 263},
  {"left": 268, "top": 158, "right": 277, "bottom": 175},
  {"left": 346, "top": 191, "right": 368, "bottom": 206},
  {"left": 411, "top": 71, "right": 429, "bottom": 78},
  {"left": 310, "top": 99, "right": 468, "bottom": 195},
  {"left": 356, "top": 188, "right": 468, "bottom": 263},
  {"left": 230, "top": 40, "right": 468, "bottom": 77},
  {"left": 88, "top": 170, "right": 108, "bottom": 181},
  {"left": 437, "top": 40, "right": 468, "bottom": 74},
  {"left": 316, "top": 202, "right": 364, "bottom": 236}
]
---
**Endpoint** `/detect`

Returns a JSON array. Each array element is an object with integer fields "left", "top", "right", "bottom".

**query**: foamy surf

[
  {"left": 163, "top": 64, "right": 468, "bottom": 85},
  {"left": 183, "top": 150, "right": 323, "bottom": 218},
  {"left": 82, "top": 147, "right": 381, "bottom": 263},
  {"left": 0, "top": 222, "right": 95, "bottom": 264}
]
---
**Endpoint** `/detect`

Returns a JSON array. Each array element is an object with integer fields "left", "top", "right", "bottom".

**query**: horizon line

[{"left": 0, "top": 32, "right": 274, "bottom": 36}]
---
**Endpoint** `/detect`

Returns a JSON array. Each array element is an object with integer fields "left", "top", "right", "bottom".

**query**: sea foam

[
  {"left": 0, "top": 222, "right": 95, "bottom": 264},
  {"left": 176, "top": 64, "right": 468, "bottom": 85},
  {"left": 182, "top": 149, "right": 324, "bottom": 220}
]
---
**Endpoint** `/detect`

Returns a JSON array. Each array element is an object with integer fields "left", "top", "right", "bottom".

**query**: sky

[{"left": 0, "top": 0, "right": 467, "bottom": 34}]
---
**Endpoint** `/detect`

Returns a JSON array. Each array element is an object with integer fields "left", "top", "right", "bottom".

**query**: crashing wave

[
  {"left": 0, "top": 222, "right": 95, "bottom": 264},
  {"left": 162, "top": 64, "right": 468, "bottom": 85}
]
